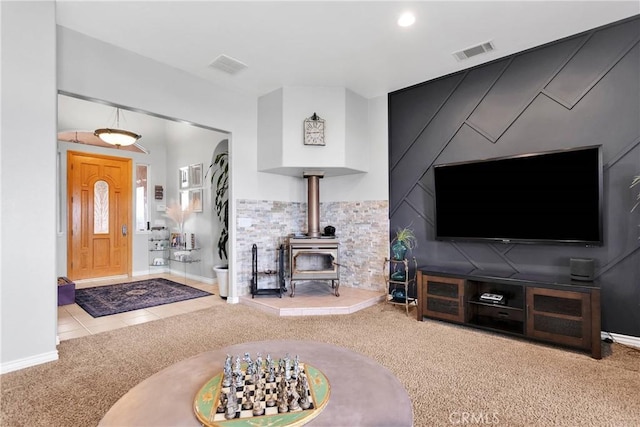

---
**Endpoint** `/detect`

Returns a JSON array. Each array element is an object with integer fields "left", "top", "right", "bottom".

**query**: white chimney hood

[{"left": 257, "top": 87, "right": 369, "bottom": 177}]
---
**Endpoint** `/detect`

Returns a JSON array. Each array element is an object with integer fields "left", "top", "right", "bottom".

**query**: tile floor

[
  {"left": 57, "top": 273, "right": 219, "bottom": 342},
  {"left": 57, "top": 274, "right": 387, "bottom": 342}
]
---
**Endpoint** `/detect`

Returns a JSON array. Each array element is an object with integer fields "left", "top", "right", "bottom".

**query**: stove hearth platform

[{"left": 240, "top": 281, "right": 384, "bottom": 317}]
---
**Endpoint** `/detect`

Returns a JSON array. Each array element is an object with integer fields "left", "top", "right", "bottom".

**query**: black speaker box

[{"left": 570, "top": 258, "right": 594, "bottom": 281}]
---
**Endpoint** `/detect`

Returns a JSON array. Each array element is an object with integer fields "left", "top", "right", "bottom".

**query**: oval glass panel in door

[{"left": 94, "top": 180, "right": 109, "bottom": 234}]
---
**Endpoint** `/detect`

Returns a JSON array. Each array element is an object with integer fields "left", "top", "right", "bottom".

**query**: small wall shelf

[
  {"left": 169, "top": 246, "right": 201, "bottom": 284},
  {"left": 148, "top": 227, "right": 170, "bottom": 270}
]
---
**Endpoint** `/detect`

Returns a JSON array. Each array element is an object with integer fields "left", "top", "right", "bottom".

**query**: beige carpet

[{"left": 1, "top": 301, "right": 639, "bottom": 426}]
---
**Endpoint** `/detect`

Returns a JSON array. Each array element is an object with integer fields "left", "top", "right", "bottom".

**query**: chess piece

[
  {"left": 244, "top": 352, "right": 255, "bottom": 381},
  {"left": 268, "top": 362, "right": 276, "bottom": 383},
  {"left": 223, "top": 354, "right": 232, "bottom": 387},
  {"left": 234, "top": 371, "right": 244, "bottom": 388},
  {"left": 292, "top": 355, "right": 300, "bottom": 379},
  {"left": 253, "top": 381, "right": 265, "bottom": 416},
  {"left": 299, "top": 373, "right": 311, "bottom": 410},
  {"left": 284, "top": 354, "right": 291, "bottom": 381},
  {"left": 217, "top": 392, "right": 227, "bottom": 413},
  {"left": 266, "top": 383, "right": 276, "bottom": 407},
  {"left": 233, "top": 356, "right": 242, "bottom": 376},
  {"left": 255, "top": 353, "right": 263, "bottom": 373},
  {"left": 265, "top": 354, "right": 272, "bottom": 370},
  {"left": 225, "top": 390, "right": 238, "bottom": 420},
  {"left": 233, "top": 356, "right": 244, "bottom": 388},
  {"left": 277, "top": 377, "right": 289, "bottom": 413},
  {"left": 288, "top": 379, "right": 300, "bottom": 411},
  {"left": 254, "top": 379, "right": 265, "bottom": 400},
  {"left": 242, "top": 387, "right": 253, "bottom": 410},
  {"left": 253, "top": 401, "right": 265, "bottom": 416}
]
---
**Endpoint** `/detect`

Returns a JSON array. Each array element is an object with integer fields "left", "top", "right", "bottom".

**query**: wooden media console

[{"left": 417, "top": 266, "right": 601, "bottom": 359}]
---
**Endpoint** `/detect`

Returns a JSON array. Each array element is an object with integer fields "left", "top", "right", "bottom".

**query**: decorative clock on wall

[{"left": 304, "top": 113, "right": 325, "bottom": 146}]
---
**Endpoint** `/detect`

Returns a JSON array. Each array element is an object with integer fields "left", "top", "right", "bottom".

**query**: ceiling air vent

[
  {"left": 452, "top": 41, "right": 495, "bottom": 61},
  {"left": 208, "top": 54, "right": 248, "bottom": 75}
]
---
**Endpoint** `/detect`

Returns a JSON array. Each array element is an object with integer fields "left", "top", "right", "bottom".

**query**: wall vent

[
  {"left": 208, "top": 54, "right": 248, "bottom": 75},
  {"left": 452, "top": 41, "right": 495, "bottom": 61}
]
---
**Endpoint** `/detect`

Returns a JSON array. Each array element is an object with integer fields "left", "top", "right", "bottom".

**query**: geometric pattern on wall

[{"left": 388, "top": 16, "right": 640, "bottom": 335}]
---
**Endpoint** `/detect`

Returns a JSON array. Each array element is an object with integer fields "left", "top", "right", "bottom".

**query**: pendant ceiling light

[{"left": 94, "top": 108, "right": 141, "bottom": 147}]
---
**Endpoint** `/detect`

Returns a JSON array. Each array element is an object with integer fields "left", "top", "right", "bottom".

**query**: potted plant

[
  {"left": 389, "top": 225, "right": 418, "bottom": 292},
  {"left": 207, "top": 150, "right": 229, "bottom": 298},
  {"left": 391, "top": 226, "right": 417, "bottom": 260}
]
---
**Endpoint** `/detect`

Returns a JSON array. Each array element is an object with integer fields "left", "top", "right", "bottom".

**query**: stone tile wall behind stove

[{"left": 236, "top": 199, "right": 389, "bottom": 296}]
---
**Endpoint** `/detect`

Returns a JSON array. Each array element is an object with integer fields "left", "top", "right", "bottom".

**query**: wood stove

[
  {"left": 288, "top": 171, "right": 340, "bottom": 297},
  {"left": 289, "top": 237, "right": 340, "bottom": 297}
]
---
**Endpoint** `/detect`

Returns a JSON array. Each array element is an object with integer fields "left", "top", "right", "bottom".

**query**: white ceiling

[{"left": 55, "top": 1, "right": 640, "bottom": 99}]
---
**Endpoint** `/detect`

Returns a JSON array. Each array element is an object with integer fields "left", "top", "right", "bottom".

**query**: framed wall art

[
  {"left": 190, "top": 188, "right": 203, "bottom": 212},
  {"left": 189, "top": 163, "right": 203, "bottom": 188},
  {"left": 179, "top": 166, "right": 189, "bottom": 189},
  {"left": 170, "top": 232, "right": 182, "bottom": 247}
]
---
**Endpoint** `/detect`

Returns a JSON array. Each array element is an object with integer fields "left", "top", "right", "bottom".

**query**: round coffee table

[{"left": 99, "top": 340, "right": 413, "bottom": 426}]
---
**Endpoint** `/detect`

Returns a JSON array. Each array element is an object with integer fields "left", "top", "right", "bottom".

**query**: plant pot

[
  {"left": 213, "top": 265, "right": 229, "bottom": 299},
  {"left": 391, "top": 241, "right": 407, "bottom": 260}
]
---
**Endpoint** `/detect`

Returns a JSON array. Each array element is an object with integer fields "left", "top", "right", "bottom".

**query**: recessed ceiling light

[{"left": 397, "top": 12, "right": 416, "bottom": 27}]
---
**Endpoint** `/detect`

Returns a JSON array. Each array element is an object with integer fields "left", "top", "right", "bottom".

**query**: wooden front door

[{"left": 67, "top": 151, "right": 132, "bottom": 280}]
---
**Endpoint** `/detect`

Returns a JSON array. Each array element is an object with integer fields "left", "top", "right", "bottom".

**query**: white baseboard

[
  {"left": 132, "top": 269, "right": 214, "bottom": 285},
  {"left": 74, "top": 274, "right": 128, "bottom": 284},
  {"left": 601, "top": 331, "right": 640, "bottom": 349},
  {"left": 169, "top": 269, "right": 215, "bottom": 285},
  {"left": 132, "top": 268, "right": 169, "bottom": 277},
  {"left": 0, "top": 350, "right": 58, "bottom": 374}
]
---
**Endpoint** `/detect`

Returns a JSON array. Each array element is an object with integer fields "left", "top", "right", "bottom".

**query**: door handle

[{"left": 122, "top": 224, "right": 128, "bottom": 236}]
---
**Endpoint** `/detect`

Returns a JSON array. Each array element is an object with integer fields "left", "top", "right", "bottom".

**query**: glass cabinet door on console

[
  {"left": 418, "top": 274, "right": 465, "bottom": 323},
  {"left": 526, "top": 287, "right": 592, "bottom": 351}
]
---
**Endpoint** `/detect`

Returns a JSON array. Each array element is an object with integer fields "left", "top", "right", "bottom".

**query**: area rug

[{"left": 74, "top": 278, "right": 212, "bottom": 317}]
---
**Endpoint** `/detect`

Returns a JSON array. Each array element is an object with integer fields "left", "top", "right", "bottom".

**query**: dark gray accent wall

[{"left": 389, "top": 16, "right": 640, "bottom": 337}]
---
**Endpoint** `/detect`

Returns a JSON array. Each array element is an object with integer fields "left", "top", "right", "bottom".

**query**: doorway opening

[{"left": 57, "top": 92, "right": 230, "bottom": 308}]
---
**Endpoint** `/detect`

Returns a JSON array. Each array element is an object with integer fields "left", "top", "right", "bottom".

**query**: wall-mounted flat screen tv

[{"left": 433, "top": 146, "right": 603, "bottom": 246}]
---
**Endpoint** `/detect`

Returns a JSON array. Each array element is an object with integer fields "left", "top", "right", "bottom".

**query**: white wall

[
  {"left": 322, "top": 95, "right": 389, "bottom": 202},
  {"left": 257, "top": 89, "right": 284, "bottom": 171},
  {"left": 1, "top": 1, "right": 58, "bottom": 373},
  {"left": 164, "top": 121, "right": 227, "bottom": 279},
  {"left": 257, "top": 86, "right": 371, "bottom": 177},
  {"left": 345, "top": 89, "right": 370, "bottom": 172},
  {"left": 282, "top": 87, "right": 348, "bottom": 168}
]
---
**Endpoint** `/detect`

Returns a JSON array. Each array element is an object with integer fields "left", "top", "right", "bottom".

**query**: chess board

[{"left": 194, "top": 362, "right": 330, "bottom": 427}]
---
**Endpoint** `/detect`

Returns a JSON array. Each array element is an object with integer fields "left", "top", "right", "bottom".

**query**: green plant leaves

[{"left": 207, "top": 151, "right": 229, "bottom": 260}]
